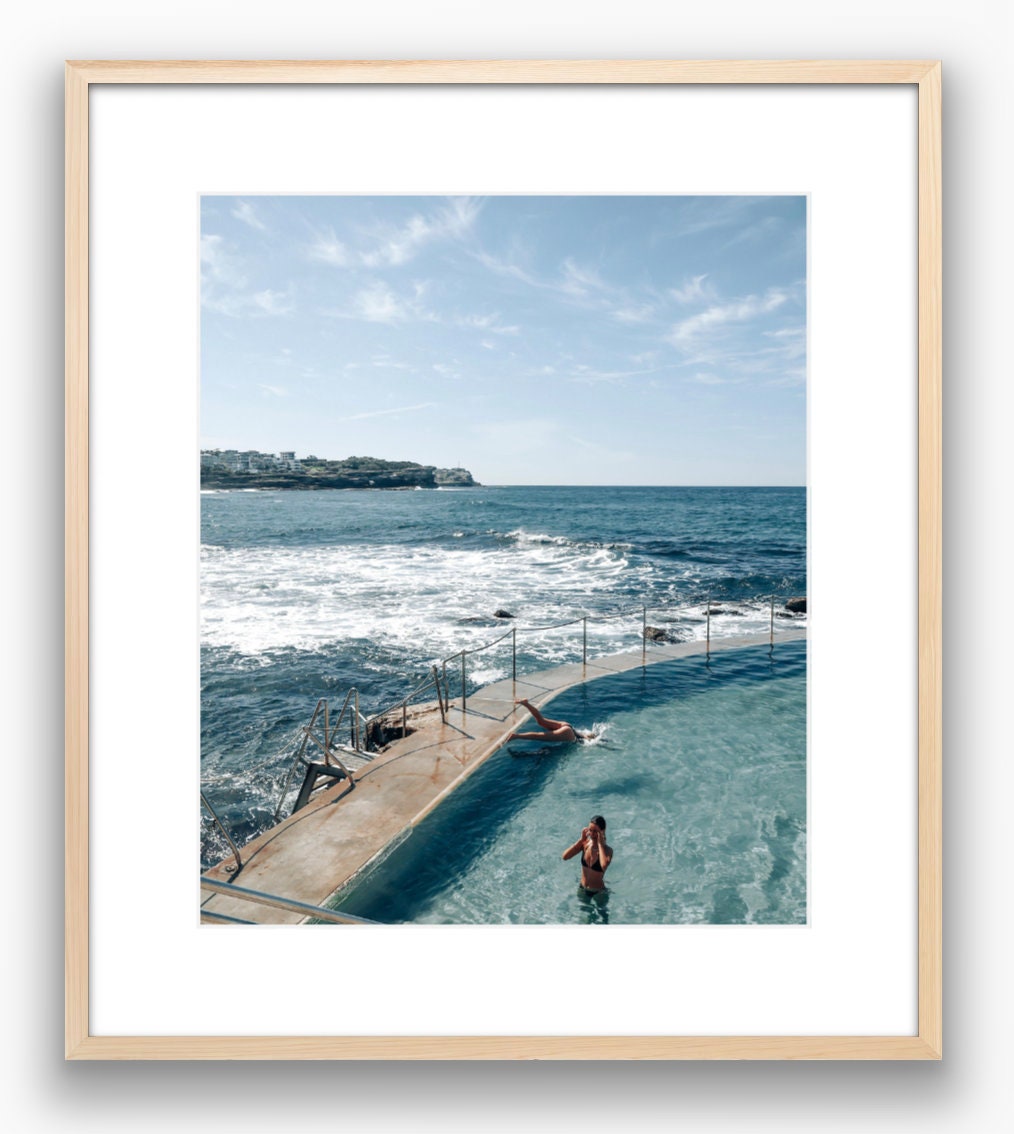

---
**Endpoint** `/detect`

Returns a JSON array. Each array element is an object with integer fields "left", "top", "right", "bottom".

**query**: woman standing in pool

[
  {"left": 562, "top": 815, "right": 612, "bottom": 892},
  {"left": 511, "top": 697, "right": 592, "bottom": 743}
]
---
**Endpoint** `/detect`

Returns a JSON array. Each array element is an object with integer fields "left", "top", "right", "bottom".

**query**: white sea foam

[
  {"left": 200, "top": 539, "right": 804, "bottom": 662},
  {"left": 200, "top": 538, "right": 650, "bottom": 660}
]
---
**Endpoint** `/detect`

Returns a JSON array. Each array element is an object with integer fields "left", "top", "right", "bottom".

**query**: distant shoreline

[
  {"left": 200, "top": 459, "right": 479, "bottom": 492},
  {"left": 200, "top": 481, "right": 478, "bottom": 492}
]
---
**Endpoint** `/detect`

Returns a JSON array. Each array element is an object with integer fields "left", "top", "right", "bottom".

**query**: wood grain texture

[
  {"left": 64, "top": 61, "right": 90, "bottom": 1060},
  {"left": 65, "top": 1035, "right": 942, "bottom": 1061},
  {"left": 917, "top": 61, "right": 943, "bottom": 1060},
  {"left": 64, "top": 58, "right": 943, "bottom": 1061},
  {"left": 65, "top": 59, "right": 939, "bottom": 84}
]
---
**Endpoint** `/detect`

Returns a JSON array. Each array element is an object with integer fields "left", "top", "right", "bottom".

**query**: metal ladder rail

[
  {"left": 201, "top": 877, "right": 378, "bottom": 924},
  {"left": 200, "top": 791, "right": 244, "bottom": 874}
]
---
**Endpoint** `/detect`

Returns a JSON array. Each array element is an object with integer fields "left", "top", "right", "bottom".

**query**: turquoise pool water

[{"left": 331, "top": 640, "right": 807, "bottom": 925}]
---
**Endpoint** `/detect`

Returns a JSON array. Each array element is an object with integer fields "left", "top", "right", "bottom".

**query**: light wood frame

[{"left": 65, "top": 59, "right": 942, "bottom": 1060}]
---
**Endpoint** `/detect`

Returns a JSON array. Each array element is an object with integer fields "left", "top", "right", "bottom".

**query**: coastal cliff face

[{"left": 200, "top": 454, "right": 479, "bottom": 490}]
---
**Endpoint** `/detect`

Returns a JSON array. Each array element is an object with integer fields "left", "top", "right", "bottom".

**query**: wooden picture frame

[{"left": 65, "top": 59, "right": 941, "bottom": 1060}]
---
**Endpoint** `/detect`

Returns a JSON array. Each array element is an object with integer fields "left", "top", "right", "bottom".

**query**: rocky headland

[{"left": 201, "top": 452, "right": 479, "bottom": 491}]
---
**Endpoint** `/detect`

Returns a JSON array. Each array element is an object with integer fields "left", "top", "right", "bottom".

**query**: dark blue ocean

[{"left": 200, "top": 485, "right": 806, "bottom": 867}]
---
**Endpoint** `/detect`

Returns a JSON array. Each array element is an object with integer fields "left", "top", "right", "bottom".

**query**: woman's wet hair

[{"left": 590, "top": 815, "right": 606, "bottom": 831}]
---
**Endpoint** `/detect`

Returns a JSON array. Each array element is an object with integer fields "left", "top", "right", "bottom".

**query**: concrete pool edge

[{"left": 200, "top": 628, "right": 807, "bottom": 924}]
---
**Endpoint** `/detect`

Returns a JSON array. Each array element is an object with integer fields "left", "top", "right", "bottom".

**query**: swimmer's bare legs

[
  {"left": 510, "top": 698, "right": 577, "bottom": 742},
  {"left": 514, "top": 698, "right": 567, "bottom": 732}
]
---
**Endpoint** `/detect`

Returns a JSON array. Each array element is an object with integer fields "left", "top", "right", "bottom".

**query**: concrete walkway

[{"left": 200, "top": 628, "right": 806, "bottom": 924}]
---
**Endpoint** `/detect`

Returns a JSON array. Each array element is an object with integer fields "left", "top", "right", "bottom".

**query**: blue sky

[{"left": 201, "top": 195, "right": 806, "bottom": 485}]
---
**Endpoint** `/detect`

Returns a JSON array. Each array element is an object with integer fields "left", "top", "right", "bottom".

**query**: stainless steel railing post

[
  {"left": 642, "top": 606, "right": 647, "bottom": 666},
  {"left": 433, "top": 665, "right": 446, "bottom": 723},
  {"left": 512, "top": 627, "right": 517, "bottom": 684},
  {"left": 461, "top": 651, "right": 467, "bottom": 715},
  {"left": 770, "top": 593, "right": 775, "bottom": 650}
]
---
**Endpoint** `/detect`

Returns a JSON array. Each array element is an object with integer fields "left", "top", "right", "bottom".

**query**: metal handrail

[
  {"left": 363, "top": 662, "right": 456, "bottom": 736},
  {"left": 432, "top": 591, "right": 802, "bottom": 709},
  {"left": 436, "top": 592, "right": 800, "bottom": 671},
  {"left": 201, "top": 877, "right": 377, "bottom": 925},
  {"left": 200, "top": 791, "right": 243, "bottom": 873}
]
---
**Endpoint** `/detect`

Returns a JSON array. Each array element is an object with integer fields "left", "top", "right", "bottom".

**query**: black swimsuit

[{"left": 581, "top": 852, "right": 605, "bottom": 873}]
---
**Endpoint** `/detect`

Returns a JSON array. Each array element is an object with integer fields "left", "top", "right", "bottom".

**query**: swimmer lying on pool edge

[{"left": 510, "top": 698, "right": 594, "bottom": 743}]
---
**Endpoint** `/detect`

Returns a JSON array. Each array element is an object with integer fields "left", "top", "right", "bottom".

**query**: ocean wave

[
  {"left": 200, "top": 538, "right": 649, "bottom": 659},
  {"left": 200, "top": 538, "right": 802, "bottom": 663},
  {"left": 499, "top": 528, "right": 635, "bottom": 553}
]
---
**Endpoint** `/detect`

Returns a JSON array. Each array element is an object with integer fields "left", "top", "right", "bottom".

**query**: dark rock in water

[
  {"left": 644, "top": 625, "right": 687, "bottom": 643},
  {"left": 785, "top": 597, "right": 807, "bottom": 613},
  {"left": 775, "top": 611, "right": 797, "bottom": 619},
  {"left": 493, "top": 609, "right": 514, "bottom": 619},
  {"left": 457, "top": 616, "right": 488, "bottom": 624},
  {"left": 707, "top": 607, "right": 743, "bottom": 616}
]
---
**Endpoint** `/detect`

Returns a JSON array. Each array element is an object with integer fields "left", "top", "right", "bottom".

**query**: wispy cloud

[
  {"left": 690, "top": 372, "right": 735, "bottom": 386},
  {"left": 668, "top": 197, "right": 757, "bottom": 238},
  {"left": 340, "top": 401, "right": 437, "bottom": 421},
  {"left": 761, "top": 325, "right": 806, "bottom": 361},
  {"left": 472, "top": 247, "right": 543, "bottom": 288},
  {"left": 249, "top": 288, "right": 295, "bottom": 316},
  {"left": 201, "top": 234, "right": 245, "bottom": 289},
  {"left": 458, "top": 312, "right": 520, "bottom": 335},
  {"left": 232, "top": 201, "right": 268, "bottom": 232},
  {"left": 352, "top": 282, "right": 412, "bottom": 323},
  {"left": 308, "top": 196, "right": 483, "bottom": 269},
  {"left": 720, "top": 215, "right": 783, "bottom": 251},
  {"left": 472, "top": 248, "right": 613, "bottom": 309},
  {"left": 201, "top": 234, "right": 294, "bottom": 317},
  {"left": 257, "top": 383, "right": 288, "bottom": 397},
  {"left": 560, "top": 258, "right": 608, "bottom": 297},
  {"left": 669, "top": 288, "right": 790, "bottom": 342},
  {"left": 334, "top": 281, "right": 520, "bottom": 334},
  {"left": 370, "top": 354, "right": 414, "bottom": 370},
  {"left": 611, "top": 304, "right": 655, "bottom": 324},
  {"left": 566, "top": 363, "right": 658, "bottom": 386},
  {"left": 333, "top": 282, "right": 439, "bottom": 324},
  {"left": 668, "top": 275, "right": 713, "bottom": 304}
]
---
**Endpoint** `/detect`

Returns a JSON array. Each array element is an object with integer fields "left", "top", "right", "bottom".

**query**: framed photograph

[{"left": 66, "top": 60, "right": 941, "bottom": 1059}]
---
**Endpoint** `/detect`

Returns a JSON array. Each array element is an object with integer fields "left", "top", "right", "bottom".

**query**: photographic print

[
  {"left": 198, "top": 194, "right": 808, "bottom": 927},
  {"left": 66, "top": 59, "right": 940, "bottom": 1060}
]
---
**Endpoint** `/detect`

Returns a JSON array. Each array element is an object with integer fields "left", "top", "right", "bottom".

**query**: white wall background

[{"left": 1, "top": 2, "right": 1009, "bottom": 1131}]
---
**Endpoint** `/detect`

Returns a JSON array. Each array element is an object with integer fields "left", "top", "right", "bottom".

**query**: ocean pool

[{"left": 330, "top": 640, "right": 806, "bottom": 925}]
